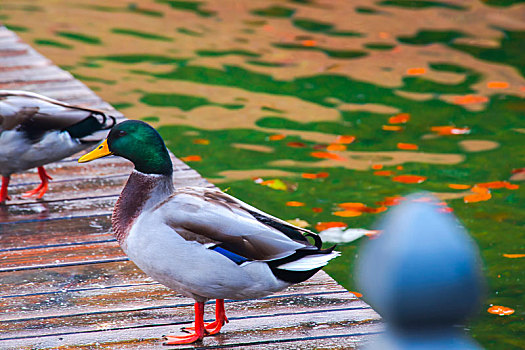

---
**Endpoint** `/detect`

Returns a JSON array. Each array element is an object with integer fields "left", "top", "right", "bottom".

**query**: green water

[{"left": 1, "top": 0, "right": 524, "bottom": 348}]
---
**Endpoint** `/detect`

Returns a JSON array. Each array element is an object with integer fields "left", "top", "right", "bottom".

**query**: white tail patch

[{"left": 276, "top": 251, "right": 340, "bottom": 271}]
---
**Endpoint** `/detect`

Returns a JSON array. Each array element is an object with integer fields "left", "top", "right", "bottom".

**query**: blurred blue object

[{"left": 356, "top": 192, "right": 485, "bottom": 349}]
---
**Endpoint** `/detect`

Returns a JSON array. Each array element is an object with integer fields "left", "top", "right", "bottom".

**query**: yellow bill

[{"left": 78, "top": 139, "right": 113, "bottom": 163}]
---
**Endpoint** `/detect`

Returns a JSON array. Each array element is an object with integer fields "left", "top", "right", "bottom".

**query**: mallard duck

[
  {"left": 78, "top": 120, "right": 339, "bottom": 345},
  {"left": 0, "top": 90, "right": 115, "bottom": 202}
]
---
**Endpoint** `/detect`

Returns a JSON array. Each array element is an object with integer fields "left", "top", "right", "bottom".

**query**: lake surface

[{"left": 1, "top": 0, "right": 524, "bottom": 348}]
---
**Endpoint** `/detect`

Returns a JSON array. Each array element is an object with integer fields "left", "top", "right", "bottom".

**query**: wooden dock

[{"left": 0, "top": 27, "right": 381, "bottom": 349}]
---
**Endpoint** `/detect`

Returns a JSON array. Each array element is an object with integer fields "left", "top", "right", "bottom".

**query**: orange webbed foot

[
  {"left": 22, "top": 167, "right": 52, "bottom": 199},
  {"left": 162, "top": 333, "right": 203, "bottom": 345}
]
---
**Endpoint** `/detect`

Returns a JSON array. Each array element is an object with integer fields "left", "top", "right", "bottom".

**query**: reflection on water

[{"left": 1, "top": 0, "right": 524, "bottom": 347}]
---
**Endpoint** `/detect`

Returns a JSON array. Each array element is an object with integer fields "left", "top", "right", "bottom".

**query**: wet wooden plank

[{"left": 0, "top": 27, "right": 381, "bottom": 349}]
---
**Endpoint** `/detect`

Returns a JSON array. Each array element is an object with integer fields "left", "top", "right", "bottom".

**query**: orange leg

[
  {"left": 22, "top": 167, "right": 53, "bottom": 199},
  {"left": 0, "top": 176, "right": 11, "bottom": 203},
  {"left": 163, "top": 302, "right": 205, "bottom": 345},
  {"left": 183, "top": 299, "right": 229, "bottom": 335}
]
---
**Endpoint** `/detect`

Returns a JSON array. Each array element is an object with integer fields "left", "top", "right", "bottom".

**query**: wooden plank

[{"left": 0, "top": 307, "right": 381, "bottom": 350}]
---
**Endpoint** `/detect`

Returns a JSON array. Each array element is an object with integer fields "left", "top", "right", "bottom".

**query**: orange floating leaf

[
  {"left": 301, "top": 40, "right": 317, "bottom": 47},
  {"left": 335, "top": 135, "right": 356, "bottom": 144},
  {"left": 382, "top": 125, "right": 403, "bottom": 131},
  {"left": 315, "top": 221, "right": 348, "bottom": 232},
  {"left": 430, "top": 126, "right": 471, "bottom": 135},
  {"left": 392, "top": 175, "right": 427, "bottom": 184},
  {"left": 302, "top": 172, "right": 329, "bottom": 179},
  {"left": 269, "top": 134, "right": 286, "bottom": 141},
  {"left": 374, "top": 170, "right": 395, "bottom": 176},
  {"left": 326, "top": 144, "right": 347, "bottom": 151},
  {"left": 192, "top": 139, "right": 210, "bottom": 145},
  {"left": 286, "top": 201, "right": 305, "bottom": 207},
  {"left": 503, "top": 254, "right": 525, "bottom": 258},
  {"left": 487, "top": 305, "right": 515, "bottom": 316},
  {"left": 338, "top": 202, "right": 366, "bottom": 210},
  {"left": 371, "top": 164, "right": 383, "bottom": 170},
  {"left": 377, "top": 195, "right": 404, "bottom": 206},
  {"left": 448, "top": 184, "right": 471, "bottom": 190},
  {"left": 361, "top": 206, "right": 388, "bottom": 214},
  {"left": 397, "top": 142, "right": 419, "bottom": 150},
  {"left": 487, "top": 81, "right": 509, "bottom": 89},
  {"left": 452, "top": 95, "right": 488, "bottom": 105},
  {"left": 349, "top": 291, "right": 363, "bottom": 298},
  {"left": 464, "top": 186, "right": 491, "bottom": 203},
  {"left": 311, "top": 152, "right": 346, "bottom": 161},
  {"left": 181, "top": 155, "right": 202, "bottom": 162},
  {"left": 388, "top": 113, "right": 410, "bottom": 124},
  {"left": 333, "top": 210, "right": 362, "bottom": 217},
  {"left": 287, "top": 141, "right": 306, "bottom": 148},
  {"left": 407, "top": 67, "right": 426, "bottom": 75},
  {"left": 302, "top": 173, "right": 318, "bottom": 179},
  {"left": 477, "top": 181, "right": 519, "bottom": 190}
]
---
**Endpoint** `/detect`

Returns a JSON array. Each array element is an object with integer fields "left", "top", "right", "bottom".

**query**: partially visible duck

[
  {"left": 78, "top": 120, "right": 339, "bottom": 345},
  {"left": 0, "top": 90, "right": 115, "bottom": 202}
]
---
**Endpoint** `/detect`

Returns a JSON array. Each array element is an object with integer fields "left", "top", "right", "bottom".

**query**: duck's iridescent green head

[{"left": 79, "top": 120, "right": 172, "bottom": 175}]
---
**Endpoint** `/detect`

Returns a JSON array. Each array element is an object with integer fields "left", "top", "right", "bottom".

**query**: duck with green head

[
  {"left": 0, "top": 90, "right": 115, "bottom": 202},
  {"left": 79, "top": 120, "right": 339, "bottom": 345}
]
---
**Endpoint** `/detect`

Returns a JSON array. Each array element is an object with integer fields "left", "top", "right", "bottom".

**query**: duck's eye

[{"left": 118, "top": 130, "right": 127, "bottom": 137}]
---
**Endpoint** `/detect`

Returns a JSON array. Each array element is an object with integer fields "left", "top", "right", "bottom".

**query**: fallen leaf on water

[
  {"left": 311, "top": 152, "right": 346, "bottom": 161},
  {"left": 260, "top": 179, "right": 288, "bottom": 191},
  {"left": 382, "top": 125, "right": 403, "bottom": 131},
  {"left": 285, "top": 218, "right": 310, "bottom": 228},
  {"left": 407, "top": 67, "right": 426, "bottom": 75},
  {"left": 332, "top": 210, "right": 362, "bottom": 217},
  {"left": 392, "top": 175, "right": 427, "bottom": 184},
  {"left": 302, "top": 172, "right": 329, "bottom": 179},
  {"left": 371, "top": 164, "right": 383, "bottom": 170},
  {"left": 349, "top": 291, "right": 363, "bottom": 298},
  {"left": 448, "top": 184, "right": 471, "bottom": 190},
  {"left": 181, "top": 155, "right": 202, "bottom": 162},
  {"left": 319, "top": 227, "right": 369, "bottom": 243},
  {"left": 487, "top": 81, "right": 509, "bottom": 89},
  {"left": 335, "top": 135, "right": 356, "bottom": 144},
  {"left": 374, "top": 170, "right": 395, "bottom": 176},
  {"left": 477, "top": 181, "right": 519, "bottom": 190},
  {"left": 338, "top": 202, "right": 366, "bottom": 210},
  {"left": 269, "top": 134, "right": 286, "bottom": 141},
  {"left": 388, "top": 113, "right": 410, "bottom": 124},
  {"left": 431, "top": 126, "right": 471, "bottom": 135},
  {"left": 192, "top": 139, "right": 210, "bottom": 145},
  {"left": 452, "top": 95, "right": 488, "bottom": 105},
  {"left": 315, "top": 221, "right": 348, "bottom": 232},
  {"left": 326, "top": 144, "right": 347, "bottom": 151},
  {"left": 286, "top": 201, "right": 305, "bottom": 207},
  {"left": 503, "top": 254, "right": 525, "bottom": 258},
  {"left": 464, "top": 186, "right": 491, "bottom": 203},
  {"left": 377, "top": 195, "right": 404, "bottom": 206},
  {"left": 287, "top": 141, "right": 306, "bottom": 148},
  {"left": 487, "top": 305, "right": 515, "bottom": 316},
  {"left": 302, "top": 173, "right": 317, "bottom": 179},
  {"left": 361, "top": 206, "right": 388, "bottom": 214},
  {"left": 397, "top": 142, "right": 418, "bottom": 150},
  {"left": 302, "top": 40, "right": 317, "bottom": 47}
]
